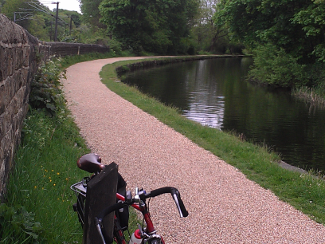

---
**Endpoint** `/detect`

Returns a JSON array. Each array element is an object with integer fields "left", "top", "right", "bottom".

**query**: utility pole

[{"left": 52, "top": 2, "right": 59, "bottom": 41}]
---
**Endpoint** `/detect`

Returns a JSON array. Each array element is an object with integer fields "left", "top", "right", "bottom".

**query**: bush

[
  {"left": 106, "top": 38, "right": 123, "bottom": 55},
  {"left": 29, "top": 60, "right": 66, "bottom": 116},
  {"left": 249, "top": 43, "right": 307, "bottom": 87}
]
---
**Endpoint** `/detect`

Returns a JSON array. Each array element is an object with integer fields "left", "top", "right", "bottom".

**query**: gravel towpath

[{"left": 63, "top": 57, "right": 325, "bottom": 243}]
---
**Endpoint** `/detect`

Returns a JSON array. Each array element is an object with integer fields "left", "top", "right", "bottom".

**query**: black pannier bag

[
  {"left": 71, "top": 163, "right": 130, "bottom": 244},
  {"left": 116, "top": 173, "right": 129, "bottom": 231}
]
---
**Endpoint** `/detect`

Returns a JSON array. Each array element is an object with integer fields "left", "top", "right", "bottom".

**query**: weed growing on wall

[{"left": 29, "top": 60, "right": 66, "bottom": 116}]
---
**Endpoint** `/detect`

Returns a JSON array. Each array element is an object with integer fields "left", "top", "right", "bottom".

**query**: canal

[{"left": 122, "top": 57, "right": 325, "bottom": 172}]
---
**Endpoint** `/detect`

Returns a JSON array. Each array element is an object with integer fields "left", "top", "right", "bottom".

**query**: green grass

[
  {"left": 100, "top": 59, "right": 325, "bottom": 225},
  {"left": 1, "top": 109, "right": 90, "bottom": 243}
]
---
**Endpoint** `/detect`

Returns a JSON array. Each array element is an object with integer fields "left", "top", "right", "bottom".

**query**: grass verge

[
  {"left": 99, "top": 59, "right": 325, "bottom": 225},
  {"left": 1, "top": 108, "right": 90, "bottom": 243}
]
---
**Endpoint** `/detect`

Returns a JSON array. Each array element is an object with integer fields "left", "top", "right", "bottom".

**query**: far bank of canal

[{"left": 121, "top": 57, "right": 325, "bottom": 173}]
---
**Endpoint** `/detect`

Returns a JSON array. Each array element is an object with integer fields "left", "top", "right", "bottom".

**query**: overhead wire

[
  {"left": 27, "top": 0, "right": 69, "bottom": 26},
  {"left": 15, "top": 0, "right": 71, "bottom": 29}
]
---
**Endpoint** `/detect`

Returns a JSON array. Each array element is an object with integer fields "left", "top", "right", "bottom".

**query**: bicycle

[{"left": 70, "top": 153, "right": 189, "bottom": 244}]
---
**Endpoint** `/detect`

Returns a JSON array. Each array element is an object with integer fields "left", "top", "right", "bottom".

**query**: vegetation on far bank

[
  {"left": 214, "top": 0, "right": 325, "bottom": 103},
  {"left": 292, "top": 86, "right": 325, "bottom": 107}
]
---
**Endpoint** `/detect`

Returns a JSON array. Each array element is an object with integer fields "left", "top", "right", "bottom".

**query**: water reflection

[
  {"left": 184, "top": 99, "right": 225, "bottom": 129},
  {"left": 122, "top": 58, "right": 325, "bottom": 172},
  {"left": 182, "top": 60, "right": 226, "bottom": 129},
  {"left": 182, "top": 58, "right": 252, "bottom": 129}
]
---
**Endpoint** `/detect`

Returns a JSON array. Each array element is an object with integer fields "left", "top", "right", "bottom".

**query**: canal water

[{"left": 121, "top": 58, "right": 325, "bottom": 172}]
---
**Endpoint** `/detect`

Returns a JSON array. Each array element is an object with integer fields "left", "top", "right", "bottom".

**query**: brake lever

[
  {"left": 126, "top": 190, "right": 132, "bottom": 204},
  {"left": 95, "top": 218, "right": 107, "bottom": 244},
  {"left": 134, "top": 187, "right": 140, "bottom": 203}
]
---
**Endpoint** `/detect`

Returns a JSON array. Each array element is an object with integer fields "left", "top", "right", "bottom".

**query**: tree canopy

[
  {"left": 192, "top": 0, "right": 222, "bottom": 52},
  {"left": 80, "top": 0, "right": 106, "bottom": 28},
  {"left": 99, "top": 0, "right": 200, "bottom": 54},
  {"left": 215, "top": 0, "right": 325, "bottom": 87}
]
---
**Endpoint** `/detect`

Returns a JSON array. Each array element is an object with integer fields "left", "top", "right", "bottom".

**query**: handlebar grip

[
  {"left": 176, "top": 194, "right": 189, "bottom": 218},
  {"left": 171, "top": 189, "right": 189, "bottom": 218}
]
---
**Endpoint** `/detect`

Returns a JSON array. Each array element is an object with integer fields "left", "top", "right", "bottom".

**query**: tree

[
  {"left": 80, "top": 0, "right": 106, "bottom": 28},
  {"left": 99, "top": 0, "right": 199, "bottom": 54},
  {"left": 191, "top": 0, "right": 231, "bottom": 53},
  {"left": 28, "top": 14, "right": 48, "bottom": 40},
  {"left": 292, "top": 1, "right": 325, "bottom": 63},
  {"left": 0, "top": 0, "right": 6, "bottom": 12},
  {"left": 214, "top": 0, "right": 325, "bottom": 87}
]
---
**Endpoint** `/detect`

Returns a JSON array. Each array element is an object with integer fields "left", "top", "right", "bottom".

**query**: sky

[{"left": 39, "top": 0, "right": 81, "bottom": 13}]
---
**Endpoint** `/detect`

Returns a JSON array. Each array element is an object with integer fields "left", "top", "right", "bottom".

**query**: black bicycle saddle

[{"left": 77, "top": 153, "right": 105, "bottom": 173}]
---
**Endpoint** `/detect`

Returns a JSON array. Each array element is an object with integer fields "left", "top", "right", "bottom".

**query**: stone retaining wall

[
  {"left": 0, "top": 14, "right": 110, "bottom": 200},
  {"left": 0, "top": 14, "right": 39, "bottom": 201}
]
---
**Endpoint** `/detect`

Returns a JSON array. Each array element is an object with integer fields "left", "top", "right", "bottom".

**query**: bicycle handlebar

[
  {"left": 145, "top": 187, "right": 189, "bottom": 218},
  {"left": 95, "top": 187, "right": 188, "bottom": 225},
  {"left": 76, "top": 155, "right": 189, "bottom": 218}
]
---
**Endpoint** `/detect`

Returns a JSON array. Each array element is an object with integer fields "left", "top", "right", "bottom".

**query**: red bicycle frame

[{"left": 115, "top": 192, "right": 165, "bottom": 244}]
